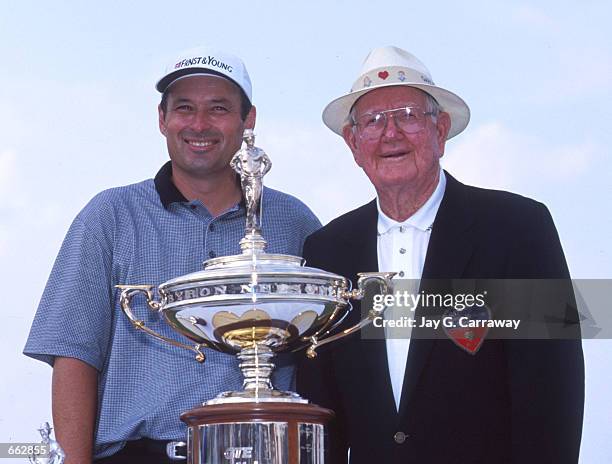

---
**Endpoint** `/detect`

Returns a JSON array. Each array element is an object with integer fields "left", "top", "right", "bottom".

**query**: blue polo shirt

[{"left": 24, "top": 162, "right": 321, "bottom": 458}]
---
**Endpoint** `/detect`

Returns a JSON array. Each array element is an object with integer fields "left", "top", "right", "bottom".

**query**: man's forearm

[{"left": 52, "top": 357, "right": 98, "bottom": 464}]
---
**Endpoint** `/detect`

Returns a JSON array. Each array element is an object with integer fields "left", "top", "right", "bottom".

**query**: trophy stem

[
  {"left": 239, "top": 231, "right": 268, "bottom": 255},
  {"left": 237, "top": 343, "right": 275, "bottom": 395}
]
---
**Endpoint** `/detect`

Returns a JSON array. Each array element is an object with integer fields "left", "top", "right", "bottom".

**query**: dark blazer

[{"left": 297, "top": 173, "right": 584, "bottom": 464}]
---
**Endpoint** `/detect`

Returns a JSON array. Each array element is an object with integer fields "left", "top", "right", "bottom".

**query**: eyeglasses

[{"left": 352, "top": 106, "right": 436, "bottom": 140}]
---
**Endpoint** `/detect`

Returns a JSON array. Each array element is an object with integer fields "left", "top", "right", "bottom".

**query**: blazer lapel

[
  {"left": 398, "top": 172, "right": 477, "bottom": 417},
  {"left": 343, "top": 199, "right": 379, "bottom": 278},
  {"left": 421, "top": 172, "right": 476, "bottom": 279}
]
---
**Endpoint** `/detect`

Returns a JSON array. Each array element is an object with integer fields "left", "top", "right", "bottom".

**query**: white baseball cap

[
  {"left": 322, "top": 46, "right": 470, "bottom": 139},
  {"left": 156, "top": 46, "right": 252, "bottom": 103}
]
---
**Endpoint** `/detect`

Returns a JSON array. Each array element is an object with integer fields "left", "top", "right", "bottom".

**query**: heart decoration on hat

[
  {"left": 442, "top": 304, "right": 492, "bottom": 355},
  {"left": 378, "top": 70, "right": 389, "bottom": 80}
]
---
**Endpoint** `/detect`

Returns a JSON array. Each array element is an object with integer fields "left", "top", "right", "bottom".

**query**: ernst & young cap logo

[{"left": 174, "top": 55, "right": 234, "bottom": 73}]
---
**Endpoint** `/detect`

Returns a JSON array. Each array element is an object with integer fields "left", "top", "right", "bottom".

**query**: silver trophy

[
  {"left": 118, "top": 129, "right": 393, "bottom": 463},
  {"left": 29, "top": 422, "right": 65, "bottom": 464}
]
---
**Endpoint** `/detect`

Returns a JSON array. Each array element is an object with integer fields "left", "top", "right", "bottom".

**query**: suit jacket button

[{"left": 394, "top": 431, "right": 407, "bottom": 444}]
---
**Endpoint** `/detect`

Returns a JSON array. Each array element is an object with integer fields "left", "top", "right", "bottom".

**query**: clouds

[
  {"left": 0, "top": 150, "right": 18, "bottom": 257},
  {"left": 443, "top": 121, "right": 597, "bottom": 197},
  {"left": 510, "top": 3, "right": 612, "bottom": 103},
  {"left": 510, "top": 4, "right": 561, "bottom": 33},
  {"left": 0, "top": 149, "right": 17, "bottom": 196},
  {"left": 0, "top": 146, "right": 63, "bottom": 225}
]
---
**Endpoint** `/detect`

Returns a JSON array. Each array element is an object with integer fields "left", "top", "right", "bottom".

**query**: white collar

[{"left": 377, "top": 169, "right": 446, "bottom": 235}]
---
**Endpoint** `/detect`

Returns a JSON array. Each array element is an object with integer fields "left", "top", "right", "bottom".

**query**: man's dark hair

[{"left": 159, "top": 71, "right": 252, "bottom": 121}]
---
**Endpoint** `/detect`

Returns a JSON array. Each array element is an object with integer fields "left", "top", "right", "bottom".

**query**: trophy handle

[
  {"left": 306, "top": 272, "right": 396, "bottom": 358},
  {"left": 116, "top": 284, "right": 207, "bottom": 363}
]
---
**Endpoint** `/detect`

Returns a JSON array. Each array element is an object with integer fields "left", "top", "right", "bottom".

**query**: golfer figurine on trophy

[{"left": 230, "top": 128, "right": 272, "bottom": 236}]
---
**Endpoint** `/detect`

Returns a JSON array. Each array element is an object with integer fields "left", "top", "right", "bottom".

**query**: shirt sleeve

[{"left": 23, "top": 213, "right": 114, "bottom": 371}]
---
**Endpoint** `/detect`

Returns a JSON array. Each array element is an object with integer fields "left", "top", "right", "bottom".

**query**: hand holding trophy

[{"left": 117, "top": 130, "right": 394, "bottom": 463}]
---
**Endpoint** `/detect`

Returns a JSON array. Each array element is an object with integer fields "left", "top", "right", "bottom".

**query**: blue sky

[{"left": 1, "top": 1, "right": 610, "bottom": 461}]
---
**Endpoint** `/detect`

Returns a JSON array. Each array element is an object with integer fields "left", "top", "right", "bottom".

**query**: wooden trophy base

[{"left": 181, "top": 401, "right": 334, "bottom": 464}]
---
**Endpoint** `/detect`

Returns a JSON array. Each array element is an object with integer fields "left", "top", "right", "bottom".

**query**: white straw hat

[
  {"left": 156, "top": 46, "right": 252, "bottom": 103},
  {"left": 322, "top": 46, "right": 470, "bottom": 139}
]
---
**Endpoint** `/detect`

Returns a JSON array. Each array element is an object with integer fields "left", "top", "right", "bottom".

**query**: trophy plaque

[{"left": 118, "top": 130, "right": 393, "bottom": 464}]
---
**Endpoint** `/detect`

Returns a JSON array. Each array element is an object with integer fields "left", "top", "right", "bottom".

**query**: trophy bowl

[
  {"left": 159, "top": 252, "right": 349, "bottom": 355},
  {"left": 118, "top": 250, "right": 392, "bottom": 404}
]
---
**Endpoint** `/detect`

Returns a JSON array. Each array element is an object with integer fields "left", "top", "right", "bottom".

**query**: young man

[{"left": 25, "top": 46, "right": 320, "bottom": 463}]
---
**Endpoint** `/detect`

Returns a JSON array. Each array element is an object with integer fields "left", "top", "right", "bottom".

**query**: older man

[
  {"left": 24, "top": 46, "right": 320, "bottom": 463},
  {"left": 297, "top": 46, "right": 584, "bottom": 463}
]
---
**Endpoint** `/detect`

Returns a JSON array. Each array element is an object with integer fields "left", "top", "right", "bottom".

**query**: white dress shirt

[{"left": 377, "top": 170, "right": 446, "bottom": 411}]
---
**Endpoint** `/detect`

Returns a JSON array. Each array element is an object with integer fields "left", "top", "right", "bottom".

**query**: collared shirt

[
  {"left": 377, "top": 170, "right": 446, "bottom": 411},
  {"left": 24, "top": 162, "right": 321, "bottom": 458}
]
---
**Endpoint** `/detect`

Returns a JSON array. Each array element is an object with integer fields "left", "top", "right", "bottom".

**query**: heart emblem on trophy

[
  {"left": 213, "top": 309, "right": 271, "bottom": 328},
  {"left": 289, "top": 311, "right": 318, "bottom": 334},
  {"left": 378, "top": 70, "right": 389, "bottom": 80},
  {"left": 442, "top": 304, "right": 492, "bottom": 355}
]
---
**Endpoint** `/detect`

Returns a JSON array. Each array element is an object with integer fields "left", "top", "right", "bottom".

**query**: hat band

[{"left": 351, "top": 66, "right": 435, "bottom": 93}]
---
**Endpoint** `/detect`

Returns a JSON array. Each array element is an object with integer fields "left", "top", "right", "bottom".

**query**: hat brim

[{"left": 322, "top": 82, "right": 470, "bottom": 140}]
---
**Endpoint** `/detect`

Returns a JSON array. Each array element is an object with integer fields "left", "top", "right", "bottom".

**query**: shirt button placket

[{"left": 206, "top": 220, "right": 216, "bottom": 259}]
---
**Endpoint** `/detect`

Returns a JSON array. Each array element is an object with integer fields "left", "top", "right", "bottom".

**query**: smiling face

[
  {"left": 158, "top": 75, "right": 255, "bottom": 182},
  {"left": 343, "top": 86, "right": 450, "bottom": 198}
]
